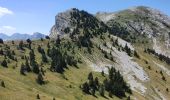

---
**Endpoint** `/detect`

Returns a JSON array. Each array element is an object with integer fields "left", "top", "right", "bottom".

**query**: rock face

[
  {"left": 50, "top": 8, "right": 78, "bottom": 38},
  {"left": 97, "top": 6, "right": 170, "bottom": 56},
  {"left": 49, "top": 8, "right": 108, "bottom": 39},
  {"left": 50, "top": 6, "right": 170, "bottom": 56}
]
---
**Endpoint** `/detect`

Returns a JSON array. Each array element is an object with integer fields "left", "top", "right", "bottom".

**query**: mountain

[
  {"left": 48, "top": 6, "right": 170, "bottom": 100},
  {"left": 1, "top": 6, "right": 170, "bottom": 100},
  {"left": 0, "top": 33, "right": 9, "bottom": 40},
  {"left": 96, "top": 6, "right": 170, "bottom": 57},
  {"left": 50, "top": 8, "right": 108, "bottom": 38},
  {"left": 0, "top": 32, "right": 46, "bottom": 40}
]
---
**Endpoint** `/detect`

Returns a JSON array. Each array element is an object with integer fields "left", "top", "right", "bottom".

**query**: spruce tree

[
  {"left": 41, "top": 53, "right": 48, "bottom": 63},
  {"left": 37, "top": 72, "right": 44, "bottom": 85},
  {"left": 29, "top": 50, "right": 39, "bottom": 74},
  {"left": 25, "top": 57, "right": 31, "bottom": 72},
  {"left": 82, "top": 82, "right": 90, "bottom": 94},
  {"left": 1, "top": 59, "right": 8, "bottom": 67},
  {"left": 32, "top": 61, "right": 39, "bottom": 74},
  {"left": 0, "top": 49, "right": 3, "bottom": 55},
  {"left": 134, "top": 50, "right": 140, "bottom": 58},
  {"left": 19, "top": 40, "right": 24, "bottom": 50},
  {"left": 88, "top": 72, "right": 93, "bottom": 80},
  {"left": 36, "top": 94, "right": 40, "bottom": 99},
  {"left": 99, "top": 84, "right": 105, "bottom": 96},
  {"left": 20, "top": 63, "right": 26, "bottom": 75},
  {"left": 26, "top": 39, "right": 32, "bottom": 44},
  {"left": 45, "top": 36, "right": 50, "bottom": 39},
  {"left": 101, "top": 70, "right": 105, "bottom": 76},
  {"left": 0, "top": 38, "right": 4, "bottom": 44},
  {"left": 1, "top": 81, "right": 5, "bottom": 88},
  {"left": 94, "top": 77, "right": 99, "bottom": 87},
  {"left": 37, "top": 45, "right": 42, "bottom": 53}
]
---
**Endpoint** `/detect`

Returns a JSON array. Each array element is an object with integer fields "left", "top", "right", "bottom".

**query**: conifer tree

[
  {"left": 19, "top": 40, "right": 24, "bottom": 50},
  {"left": 1, "top": 59, "right": 8, "bottom": 67},
  {"left": 29, "top": 50, "right": 39, "bottom": 74},
  {"left": 82, "top": 82, "right": 90, "bottom": 94},
  {"left": 20, "top": 63, "right": 26, "bottom": 75},
  {"left": 99, "top": 84, "right": 105, "bottom": 96},
  {"left": 1, "top": 81, "right": 5, "bottom": 88},
  {"left": 37, "top": 72, "right": 44, "bottom": 85},
  {"left": 0, "top": 49, "right": 3, "bottom": 55},
  {"left": 41, "top": 53, "right": 48, "bottom": 63},
  {"left": 0, "top": 38, "right": 3, "bottom": 44},
  {"left": 36, "top": 94, "right": 40, "bottom": 99},
  {"left": 25, "top": 57, "right": 31, "bottom": 72}
]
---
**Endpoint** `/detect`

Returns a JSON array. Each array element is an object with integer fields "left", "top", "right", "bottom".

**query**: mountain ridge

[
  {"left": 1, "top": 6, "right": 170, "bottom": 100},
  {"left": 0, "top": 32, "right": 46, "bottom": 40}
]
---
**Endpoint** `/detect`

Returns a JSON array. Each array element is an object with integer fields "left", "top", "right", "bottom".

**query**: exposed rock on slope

[
  {"left": 50, "top": 8, "right": 106, "bottom": 38},
  {"left": 48, "top": 6, "right": 170, "bottom": 100},
  {"left": 50, "top": 8, "right": 76, "bottom": 38},
  {"left": 96, "top": 6, "right": 170, "bottom": 57}
]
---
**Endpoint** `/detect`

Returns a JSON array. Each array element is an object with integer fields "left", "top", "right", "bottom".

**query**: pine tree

[
  {"left": 134, "top": 50, "right": 140, "bottom": 58},
  {"left": 41, "top": 53, "right": 48, "bottom": 63},
  {"left": 0, "top": 49, "right": 3, "bottom": 55},
  {"left": 29, "top": 50, "right": 39, "bottom": 74},
  {"left": 91, "top": 87, "right": 96, "bottom": 96},
  {"left": 1, "top": 59, "right": 8, "bottom": 67},
  {"left": 99, "top": 84, "right": 105, "bottom": 96},
  {"left": 125, "top": 44, "right": 131, "bottom": 56},
  {"left": 19, "top": 40, "right": 24, "bottom": 50},
  {"left": 32, "top": 61, "right": 39, "bottom": 74},
  {"left": 94, "top": 77, "right": 99, "bottom": 87},
  {"left": 109, "top": 91, "right": 113, "bottom": 98},
  {"left": 50, "top": 47, "right": 66, "bottom": 73},
  {"left": 12, "top": 40, "right": 14, "bottom": 44},
  {"left": 37, "top": 73, "right": 44, "bottom": 85},
  {"left": 1, "top": 81, "right": 5, "bottom": 88},
  {"left": 166, "top": 88, "right": 169, "bottom": 92},
  {"left": 47, "top": 42, "right": 50, "bottom": 48},
  {"left": 36, "top": 94, "right": 40, "bottom": 99},
  {"left": 0, "top": 38, "right": 3, "bottom": 44},
  {"left": 47, "top": 48, "right": 51, "bottom": 57},
  {"left": 37, "top": 45, "right": 42, "bottom": 53},
  {"left": 29, "top": 50, "right": 35, "bottom": 61},
  {"left": 101, "top": 70, "right": 105, "bottom": 76},
  {"left": 25, "top": 57, "right": 31, "bottom": 72},
  {"left": 88, "top": 72, "right": 93, "bottom": 80},
  {"left": 26, "top": 39, "right": 32, "bottom": 44},
  {"left": 82, "top": 82, "right": 90, "bottom": 94},
  {"left": 20, "top": 63, "right": 26, "bottom": 75},
  {"left": 45, "top": 36, "right": 50, "bottom": 39},
  {"left": 127, "top": 96, "right": 130, "bottom": 100}
]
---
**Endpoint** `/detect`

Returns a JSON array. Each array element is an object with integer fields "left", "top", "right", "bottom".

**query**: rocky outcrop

[
  {"left": 97, "top": 6, "right": 170, "bottom": 56},
  {"left": 50, "top": 8, "right": 78, "bottom": 38}
]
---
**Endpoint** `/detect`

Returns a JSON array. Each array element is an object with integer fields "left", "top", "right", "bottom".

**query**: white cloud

[
  {"left": 0, "top": 6, "right": 13, "bottom": 18},
  {"left": 0, "top": 26, "right": 16, "bottom": 35}
]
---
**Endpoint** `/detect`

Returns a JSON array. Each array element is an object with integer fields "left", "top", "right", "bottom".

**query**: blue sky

[{"left": 0, "top": 0, "right": 170, "bottom": 35}]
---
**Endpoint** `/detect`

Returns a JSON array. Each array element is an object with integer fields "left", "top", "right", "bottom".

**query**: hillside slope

[
  {"left": 96, "top": 6, "right": 170, "bottom": 57},
  {"left": 0, "top": 6, "right": 170, "bottom": 100}
]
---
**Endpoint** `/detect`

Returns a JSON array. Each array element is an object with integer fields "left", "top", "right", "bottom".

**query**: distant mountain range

[{"left": 0, "top": 32, "right": 46, "bottom": 40}]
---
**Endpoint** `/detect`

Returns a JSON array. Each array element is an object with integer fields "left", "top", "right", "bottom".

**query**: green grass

[{"left": 0, "top": 37, "right": 170, "bottom": 100}]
